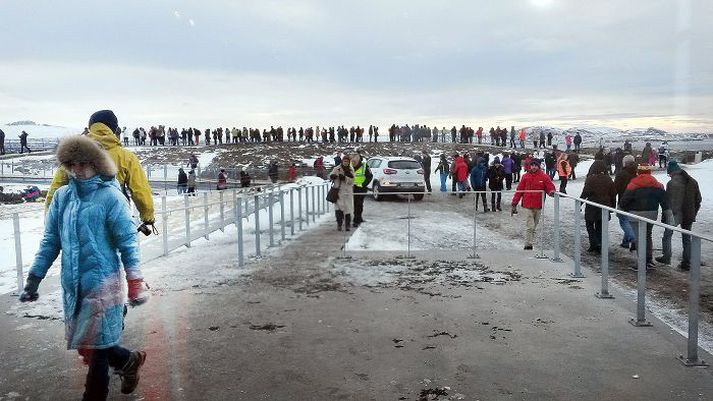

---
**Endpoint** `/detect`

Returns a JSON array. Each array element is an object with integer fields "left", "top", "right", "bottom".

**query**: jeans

[
  {"left": 617, "top": 214, "right": 636, "bottom": 244},
  {"left": 79, "top": 346, "right": 131, "bottom": 401},
  {"left": 440, "top": 172, "right": 448, "bottom": 192},
  {"left": 662, "top": 216, "right": 692, "bottom": 265},
  {"left": 630, "top": 218, "right": 654, "bottom": 263}
]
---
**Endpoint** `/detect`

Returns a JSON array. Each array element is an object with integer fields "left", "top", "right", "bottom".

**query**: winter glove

[
  {"left": 19, "top": 274, "right": 42, "bottom": 302},
  {"left": 511, "top": 204, "right": 518, "bottom": 215},
  {"left": 127, "top": 278, "right": 150, "bottom": 307}
]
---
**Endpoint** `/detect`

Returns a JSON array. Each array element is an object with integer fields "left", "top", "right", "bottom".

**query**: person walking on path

[
  {"left": 511, "top": 160, "right": 555, "bottom": 250},
  {"left": 502, "top": 153, "right": 514, "bottom": 190},
  {"left": 187, "top": 170, "right": 197, "bottom": 195},
  {"left": 556, "top": 155, "right": 571, "bottom": 194},
  {"left": 470, "top": 157, "right": 489, "bottom": 211},
  {"left": 451, "top": 153, "right": 469, "bottom": 197},
  {"left": 351, "top": 153, "right": 373, "bottom": 227},
  {"left": 217, "top": 168, "right": 228, "bottom": 190},
  {"left": 619, "top": 164, "right": 673, "bottom": 269},
  {"left": 580, "top": 160, "right": 616, "bottom": 253},
  {"left": 45, "top": 110, "right": 155, "bottom": 229},
  {"left": 614, "top": 155, "right": 638, "bottom": 248},
  {"left": 177, "top": 167, "right": 187, "bottom": 194},
  {"left": 488, "top": 156, "right": 505, "bottom": 211},
  {"left": 268, "top": 160, "right": 279, "bottom": 183},
  {"left": 420, "top": 150, "right": 432, "bottom": 192},
  {"left": 0, "top": 127, "right": 5, "bottom": 154},
  {"left": 435, "top": 154, "right": 450, "bottom": 192},
  {"left": 567, "top": 152, "right": 579, "bottom": 180},
  {"left": 330, "top": 156, "right": 355, "bottom": 231},
  {"left": 19, "top": 130, "right": 32, "bottom": 153},
  {"left": 655, "top": 161, "right": 702, "bottom": 270},
  {"left": 20, "top": 135, "right": 150, "bottom": 401}
]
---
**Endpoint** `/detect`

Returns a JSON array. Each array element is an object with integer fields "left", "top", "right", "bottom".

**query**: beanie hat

[
  {"left": 623, "top": 155, "right": 635, "bottom": 166},
  {"left": 530, "top": 159, "right": 541, "bottom": 166},
  {"left": 56, "top": 135, "right": 117, "bottom": 177},
  {"left": 637, "top": 164, "right": 652, "bottom": 174},
  {"left": 494, "top": 156, "right": 501, "bottom": 164},
  {"left": 88, "top": 110, "right": 119, "bottom": 134},
  {"left": 667, "top": 160, "right": 681, "bottom": 174}
]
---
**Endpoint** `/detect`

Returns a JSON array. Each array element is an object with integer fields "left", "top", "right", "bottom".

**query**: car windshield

[{"left": 388, "top": 160, "right": 421, "bottom": 169}]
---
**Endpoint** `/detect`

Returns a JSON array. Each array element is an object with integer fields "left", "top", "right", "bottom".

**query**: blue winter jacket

[
  {"left": 30, "top": 175, "right": 141, "bottom": 350},
  {"left": 469, "top": 158, "right": 488, "bottom": 189}
]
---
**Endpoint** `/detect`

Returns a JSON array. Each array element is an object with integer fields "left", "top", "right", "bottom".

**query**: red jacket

[
  {"left": 287, "top": 166, "right": 297, "bottom": 182},
  {"left": 452, "top": 156, "right": 468, "bottom": 182},
  {"left": 512, "top": 169, "right": 555, "bottom": 209}
]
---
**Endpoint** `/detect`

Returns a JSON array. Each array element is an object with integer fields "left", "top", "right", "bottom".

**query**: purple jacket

[{"left": 502, "top": 157, "right": 515, "bottom": 174}]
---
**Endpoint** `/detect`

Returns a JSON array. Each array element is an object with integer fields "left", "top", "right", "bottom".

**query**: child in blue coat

[{"left": 20, "top": 135, "right": 150, "bottom": 401}]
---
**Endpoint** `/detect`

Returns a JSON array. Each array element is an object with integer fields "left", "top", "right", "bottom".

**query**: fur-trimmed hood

[{"left": 56, "top": 135, "right": 118, "bottom": 177}]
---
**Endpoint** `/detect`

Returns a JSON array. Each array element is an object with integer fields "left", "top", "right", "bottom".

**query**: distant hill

[{"left": 1, "top": 122, "right": 81, "bottom": 139}]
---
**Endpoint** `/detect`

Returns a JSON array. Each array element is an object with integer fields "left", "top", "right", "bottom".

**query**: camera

[{"left": 137, "top": 223, "right": 152, "bottom": 236}]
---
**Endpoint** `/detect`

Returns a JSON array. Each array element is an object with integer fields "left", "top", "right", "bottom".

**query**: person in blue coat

[
  {"left": 20, "top": 135, "right": 150, "bottom": 401},
  {"left": 469, "top": 156, "right": 489, "bottom": 211}
]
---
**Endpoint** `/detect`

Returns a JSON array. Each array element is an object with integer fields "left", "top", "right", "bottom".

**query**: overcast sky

[{"left": 1, "top": 0, "right": 711, "bottom": 132}]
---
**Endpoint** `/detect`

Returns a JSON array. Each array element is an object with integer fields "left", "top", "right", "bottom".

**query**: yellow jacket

[{"left": 46, "top": 123, "right": 155, "bottom": 223}]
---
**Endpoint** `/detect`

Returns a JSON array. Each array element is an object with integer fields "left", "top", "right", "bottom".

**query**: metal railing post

[
  {"left": 268, "top": 192, "right": 275, "bottom": 247},
  {"left": 290, "top": 188, "right": 295, "bottom": 236},
  {"left": 184, "top": 195, "right": 191, "bottom": 248},
  {"left": 279, "top": 190, "right": 286, "bottom": 242},
  {"left": 219, "top": 191, "right": 225, "bottom": 232},
  {"left": 164, "top": 164, "right": 168, "bottom": 195},
  {"left": 572, "top": 199, "right": 585, "bottom": 278},
  {"left": 407, "top": 196, "right": 412, "bottom": 258},
  {"left": 305, "top": 186, "right": 310, "bottom": 227},
  {"left": 254, "top": 194, "right": 262, "bottom": 256},
  {"left": 678, "top": 237, "right": 708, "bottom": 366},
  {"left": 161, "top": 196, "right": 168, "bottom": 256},
  {"left": 13, "top": 213, "right": 23, "bottom": 294},
  {"left": 298, "top": 187, "right": 304, "bottom": 231},
  {"left": 596, "top": 207, "right": 614, "bottom": 299},
  {"left": 311, "top": 186, "right": 316, "bottom": 222},
  {"left": 552, "top": 193, "right": 562, "bottom": 262},
  {"left": 536, "top": 191, "right": 548, "bottom": 259},
  {"left": 203, "top": 192, "right": 210, "bottom": 240},
  {"left": 232, "top": 189, "right": 238, "bottom": 223},
  {"left": 630, "top": 221, "right": 652, "bottom": 326},
  {"left": 470, "top": 194, "right": 479, "bottom": 259},
  {"left": 236, "top": 197, "right": 244, "bottom": 267}
]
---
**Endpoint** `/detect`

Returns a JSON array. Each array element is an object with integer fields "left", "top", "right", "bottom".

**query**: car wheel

[
  {"left": 413, "top": 193, "right": 424, "bottom": 201},
  {"left": 373, "top": 183, "right": 385, "bottom": 201}
]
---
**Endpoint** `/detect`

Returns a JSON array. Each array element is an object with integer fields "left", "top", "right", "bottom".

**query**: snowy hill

[
  {"left": 0, "top": 122, "right": 81, "bottom": 139},
  {"left": 523, "top": 125, "right": 712, "bottom": 148}
]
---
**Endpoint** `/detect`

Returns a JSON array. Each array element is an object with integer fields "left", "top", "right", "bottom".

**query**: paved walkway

[{"left": 1, "top": 216, "right": 712, "bottom": 400}]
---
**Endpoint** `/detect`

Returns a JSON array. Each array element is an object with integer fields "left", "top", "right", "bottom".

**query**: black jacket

[{"left": 177, "top": 170, "right": 188, "bottom": 185}]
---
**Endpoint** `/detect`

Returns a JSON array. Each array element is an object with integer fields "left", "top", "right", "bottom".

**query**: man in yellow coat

[{"left": 45, "top": 110, "right": 155, "bottom": 225}]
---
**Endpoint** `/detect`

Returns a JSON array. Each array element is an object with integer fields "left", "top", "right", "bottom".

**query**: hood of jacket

[
  {"left": 88, "top": 122, "right": 122, "bottom": 151},
  {"left": 626, "top": 173, "right": 664, "bottom": 191}
]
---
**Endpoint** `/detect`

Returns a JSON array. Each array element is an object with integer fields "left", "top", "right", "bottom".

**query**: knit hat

[
  {"left": 88, "top": 110, "right": 119, "bottom": 134},
  {"left": 637, "top": 164, "right": 652, "bottom": 174},
  {"left": 493, "top": 156, "right": 501, "bottom": 164},
  {"left": 667, "top": 160, "right": 681, "bottom": 174},
  {"left": 530, "top": 159, "right": 541, "bottom": 166},
  {"left": 622, "top": 155, "right": 635, "bottom": 166}
]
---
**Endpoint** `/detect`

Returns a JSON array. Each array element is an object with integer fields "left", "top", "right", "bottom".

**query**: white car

[{"left": 366, "top": 156, "right": 425, "bottom": 201}]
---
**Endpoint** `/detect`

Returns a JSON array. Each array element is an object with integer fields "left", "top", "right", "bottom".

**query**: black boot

[
  {"left": 118, "top": 350, "right": 146, "bottom": 394},
  {"left": 335, "top": 210, "right": 344, "bottom": 231},
  {"left": 345, "top": 214, "right": 351, "bottom": 231}
]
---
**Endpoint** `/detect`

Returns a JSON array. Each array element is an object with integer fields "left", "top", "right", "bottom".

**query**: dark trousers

[
  {"left": 586, "top": 218, "right": 603, "bottom": 250},
  {"left": 559, "top": 177, "right": 568, "bottom": 194},
  {"left": 335, "top": 210, "right": 351, "bottom": 228},
  {"left": 353, "top": 188, "right": 367, "bottom": 224},
  {"left": 631, "top": 220, "right": 654, "bottom": 262},
  {"left": 474, "top": 187, "right": 487, "bottom": 210},
  {"left": 505, "top": 173, "right": 513, "bottom": 190},
  {"left": 423, "top": 169, "right": 432, "bottom": 192},
  {"left": 79, "top": 346, "right": 131, "bottom": 401},
  {"left": 490, "top": 192, "right": 502, "bottom": 210},
  {"left": 513, "top": 169, "right": 521, "bottom": 182}
]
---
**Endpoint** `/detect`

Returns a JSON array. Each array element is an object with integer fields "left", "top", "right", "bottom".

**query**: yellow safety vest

[{"left": 353, "top": 164, "right": 366, "bottom": 187}]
